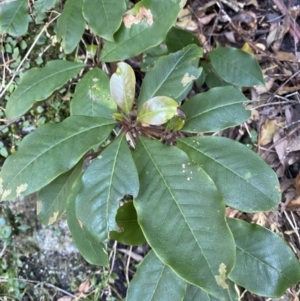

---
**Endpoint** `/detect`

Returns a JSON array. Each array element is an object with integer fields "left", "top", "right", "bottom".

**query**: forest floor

[{"left": 0, "top": 0, "right": 300, "bottom": 300}]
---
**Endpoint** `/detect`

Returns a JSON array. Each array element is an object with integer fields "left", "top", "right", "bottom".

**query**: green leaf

[
  {"left": 56, "top": 0, "right": 85, "bottom": 54},
  {"left": 0, "top": 0, "right": 28, "bottom": 36},
  {"left": 181, "top": 86, "right": 250, "bottom": 133},
  {"left": 137, "top": 96, "right": 178, "bottom": 125},
  {"left": 227, "top": 218, "right": 300, "bottom": 297},
  {"left": 138, "top": 45, "right": 203, "bottom": 109},
  {"left": 126, "top": 250, "right": 187, "bottom": 301},
  {"left": 37, "top": 160, "right": 83, "bottom": 225},
  {"left": 133, "top": 137, "right": 236, "bottom": 300},
  {"left": 5, "top": 60, "right": 85, "bottom": 119},
  {"left": 209, "top": 47, "right": 265, "bottom": 87},
  {"left": 0, "top": 116, "right": 115, "bottom": 201},
  {"left": 202, "top": 62, "right": 230, "bottom": 89},
  {"left": 166, "top": 26, "right": 200, "bottom": 53},
  {"left": 76, "top": 134, "right": 139, "bottom": 246},
  {"left": 110, "top": 201, "right": 146, "bottom": 246},
  {"left": 67, "top": 175, "right": 108, "bottom": 266},
  {"left": 110, "top": 62, "right": 135, "bottom": 114},
  {"left": 100, "top": 0, "right": 186, "bottom": 62},
  {"left": 33, "top": 0, "right": 58, "bottom": 15},
  {"left": 140, "top": 44, "right": 169, "bottom": 72},
  {"left": 177, "top": 137, "right": 281, "bottom": 212},
  {"left": 83, "top": 0, "right": 126, "bottom": 42},
  {"left": 71, "top": 68, "right": 117, "bottom": 117},
  {"left": 184, "top": 281, "right": 238, "bottom": 301}
]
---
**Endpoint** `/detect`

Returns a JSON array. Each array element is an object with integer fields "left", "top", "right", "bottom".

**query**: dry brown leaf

[
  {"left": 278, "top": 85, "right": 300, "bottom": 95},
  {"left": 259, "top": 119, "right": 277, "bottom": 146},
  {"left": 287, "top": 196, "right": 300, "bottom": 209},
  {"left": 198, "top": 13, "right": 216, "bottom": 25},
  {"left": 275, "top": 51, "right": 297, "bottom": 61},
  {"left": 78, "top": 279, "right": 90, "bottom": 293},
  {"left": 287, "top": 136, "right": 300, "bottom": 153},
  {"left": 176, "top": 9, "right": 198, "bottom": 31},
  {"left": 273, "top": 131, "right": 287, "bottom": 163}
]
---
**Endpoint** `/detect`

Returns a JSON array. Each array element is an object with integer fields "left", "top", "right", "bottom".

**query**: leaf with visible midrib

[
  {"left": 126, "top": 250, "right": 187, "bottom": 301},
  {"left": 71, "top": 68, "right": 117, "bottom": 117},
  {"left": 100, "top": 0, "right": 186, "bottom": 62},
  {"left": 0, "top": 0, "right": 28, "bottom": 36},
  {"left": 82, "top": 0, "right": 126, "bottom": 42},
  {"left": 0, "top": 116, "right": 115, "bottom": 201},
  {"left": 228, "top": 218, "right": 300, "bottom": 298},
  {"left": 138, "top": 44, "right": 203, "bottom": 109},
  {"left": 209, "top": 47, "right": 265, "bottom": 87},
  {"left": 56, "top": 0, "right": 85, "bottom": 54},
  {"left": 177, "top": 136, "right": 281, "bottom": 212},
  {"left": 76, "top": 134, "right": 139, "bottom": 245},
  {"left": 5, "top": 60, "right": 85, "bottom": 118},
  {"left": 133, "top": 137, "right": 236, "bottom": 300},
  {"left": 181, "top": 86, "right": 250, "bottom": 133}
]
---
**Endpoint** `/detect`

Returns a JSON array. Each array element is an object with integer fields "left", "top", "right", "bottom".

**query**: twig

[{"left": 125, "top": 246, "right": 132, "bottom": 285}]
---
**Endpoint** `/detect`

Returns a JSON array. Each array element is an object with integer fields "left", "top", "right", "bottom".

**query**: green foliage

[{"left": 0, "top": 2, "right": 299, "bottom": 301}]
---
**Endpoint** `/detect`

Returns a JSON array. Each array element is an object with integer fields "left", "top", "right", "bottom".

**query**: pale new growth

[
  {"left": 215, "top": 263, "right": 229, "bottom": 289},
  {"left": 16, "top": 184, "right": 28, "bottom": 197},
  {"left": 123, "top": 7, "right": 153, "bottom": 28},
  {"left": 181, "top": 73, "right": 197, "bottom": 87}
]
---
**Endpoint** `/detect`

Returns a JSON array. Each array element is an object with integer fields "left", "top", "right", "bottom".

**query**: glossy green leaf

[
  {"left": 138, "top": 45, "right": 203, "bottom": 109},
  {"left": 126, "top": 250, "right": 187, "bottom": 301},
  {"left": 71, "top": 68, "right": 117, "bottom": 117},
  {"left": 181, "top": 86, "right": 250, "bottom": 133},
  {"left": 56, "top": 0, "right": 85, "bottom": 54},
  {"left": 0, "top": 0, "right": 28, "bottom": 36},
  {"left": 133, "top": 137, "right": 235, "bottom": 300},
  {"left": 137, "top": 96, "right": 178, "bottom": 125},
  {"left": 141, "top": 44, "right": 169, "bottom": 72},
  {"left": 227, "top": 218, "right": 300, "bottom": 297},
  {"left": 83, "top": 0, "right": 126, "bottom": 42},
  {"left": 177, "top": 137, "right": 281, "bottom": 212},
  {"left": 5, "top": 60, "right": 85, "bottom": 119},
  {"left": 37, "top": 161, "right": 83, "bottom": 225},
  {"left": 184, "top": 281, "right": 238, "bottom": 301},
  {"left": 110, "top": 201, "right": 146, "bottom": 246},
  {"left": 100, "top": 0, "right": 186, "bottom": 62},
  {"left": 67, "top": 175, "right": 108, "bottom": 266},
  {"left": 0, "top": 116, "right": 115, "bottom": 201},
  {"left": 166, "top": 26, "right": 200, "bottom": 53},
  {"left": 110, "top": 62, "right": 135, "bottom": 114},
  {"left": 202, "top": 62, "right": 230, "bottom": 89},
  {"left": 209, "top": 47, "right": 265, "bottom": 87},
  {"left": 76, "top": 134, "right": 139, "bottom": 247}
]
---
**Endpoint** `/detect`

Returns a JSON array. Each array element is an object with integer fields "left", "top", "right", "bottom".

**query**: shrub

[{"left": 0, "top": 1, "right": 299, "bottom": 300}]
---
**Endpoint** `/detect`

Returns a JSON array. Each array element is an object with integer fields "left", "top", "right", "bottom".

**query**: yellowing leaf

[
  {"left": 259, "top": 119, "right": 277, "bottom": 146},
  {"left": 137, "top": 96, "right": 178, "bottom": 125},
  {"left": 110, "top": 62, "right": 136, "bottom": 114}
]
